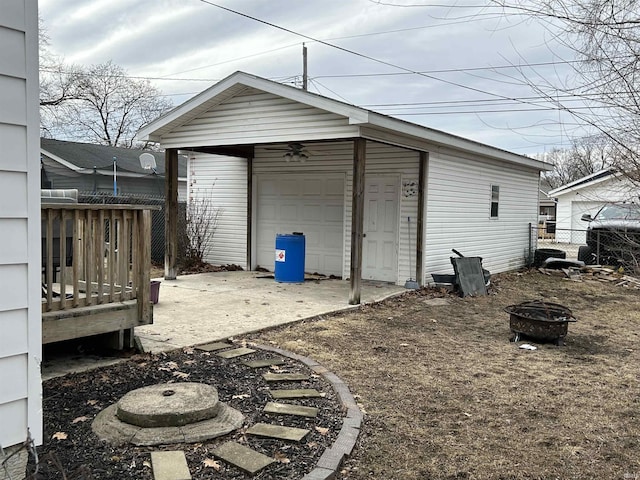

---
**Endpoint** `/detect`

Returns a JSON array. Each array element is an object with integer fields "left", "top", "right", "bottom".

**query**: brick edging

[{"left": 255, "top": 344, "right": 362, "bottom": 480}]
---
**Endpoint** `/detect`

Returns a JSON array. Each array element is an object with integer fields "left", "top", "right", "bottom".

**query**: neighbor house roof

[
  {"left": 137, "top": 71, "right": 551, "bottom": 172},
  {"left": 40, "top": 138, "right": 187, "bottom": 178},
  {"left": 539, "top": 178, "right": 556, "bottom": 206},
  {"left": 547, "top": 168, "right": 617, "bottom": 197}
]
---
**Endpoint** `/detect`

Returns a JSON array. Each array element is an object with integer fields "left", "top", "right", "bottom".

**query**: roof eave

[
  {"left": 368, "top": 113, "right": 552, "bottom": 171},
  {"left": 548, "top": 169, "right": 616, "bottom": 196}
]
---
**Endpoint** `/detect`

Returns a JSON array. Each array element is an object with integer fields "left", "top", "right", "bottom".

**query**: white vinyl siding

[
  {"left": 424, "top": 151, "right": 539, "bottom": 281},
  {"left": 253, "top": 141, "right": 419, "bottom": 285},
  {"left": 0, "top": 0, "right": 42, "bottom": 448},
  {"left": 161, "top": 88, "right": 360, "bottom": 149},
  {"left": 0, "top": 310, "right": 28, "bottom": 358},
  {"left": 187, "top": 153, "right": 248, "bottom": 269}
]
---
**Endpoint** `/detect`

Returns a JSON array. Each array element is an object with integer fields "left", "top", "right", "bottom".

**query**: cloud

[{"left": 38, "top": 0, "right": 581, "bottom": 155}]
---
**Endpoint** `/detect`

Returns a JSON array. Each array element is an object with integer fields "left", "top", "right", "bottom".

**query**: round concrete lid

[{"left": 116, "top": 383, "right": 220, "bottom": 428}]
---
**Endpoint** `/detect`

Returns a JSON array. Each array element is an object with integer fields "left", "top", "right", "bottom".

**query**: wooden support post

[
  {"left": 416, "top": 151, "right": 427, "bottom": 287},
  {"left": 349, "top": 138, "right": 366, "bottom": 305},
  {"left": 164, "top": 148, "right": 179, "bottom": 279},
  {"left": 137, "top": 209, "right": 152, "bottom": 324}
]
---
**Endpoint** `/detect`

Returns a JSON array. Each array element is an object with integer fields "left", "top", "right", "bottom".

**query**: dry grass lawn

[{"left": 250, "top": 270, "right": 640, "bottom": 480}]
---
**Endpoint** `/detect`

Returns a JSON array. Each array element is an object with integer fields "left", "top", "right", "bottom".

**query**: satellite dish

[{"left": 139, "top": 152, "right": 157, "bottom": 170}]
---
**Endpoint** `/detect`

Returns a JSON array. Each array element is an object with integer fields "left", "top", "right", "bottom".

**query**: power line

[{"left": 194, "top": 0, "right": 558, "bottom": 110}]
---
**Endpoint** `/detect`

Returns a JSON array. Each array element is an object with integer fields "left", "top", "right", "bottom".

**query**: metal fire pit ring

[{"left": 504, "top": 300, "right": 576, "bottom": 346}]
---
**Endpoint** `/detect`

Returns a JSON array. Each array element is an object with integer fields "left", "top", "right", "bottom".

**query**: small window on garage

[{"left": 490, "top": 185, "right": 500, "bottom": 218}]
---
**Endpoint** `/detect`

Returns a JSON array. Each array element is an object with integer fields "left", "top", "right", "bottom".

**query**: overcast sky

[{"left": 38, "top": 0, "right": 583, "bottom": 156}]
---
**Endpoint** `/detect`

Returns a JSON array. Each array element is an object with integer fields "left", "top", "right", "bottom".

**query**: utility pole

[
  {"left": 302, "top": 43, "right": 308, "bottom": 91},
  {"left": 113, "top": 156, "right": 117, "bottom": 196}
]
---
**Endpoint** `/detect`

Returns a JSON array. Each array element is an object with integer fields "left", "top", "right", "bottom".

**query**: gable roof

[
  {"left": 547, "top": 168, "right": 617, "bottom": 197},
  {"left": 137, "top": 71, "right": 551, "bottom": 172},
  {"left": 40, "top": 138, "right": 187, "bottom": 177}
]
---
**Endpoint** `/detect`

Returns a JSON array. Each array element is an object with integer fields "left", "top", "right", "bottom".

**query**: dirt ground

[{"left": 250, "top": 270, "right": 640, "bottom": 480}]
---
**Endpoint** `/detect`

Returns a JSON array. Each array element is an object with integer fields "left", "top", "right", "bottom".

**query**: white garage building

[
  {"left": 548, "top": 169, "right": 636, "bottom": 244},
  {"left": 138, "top": 71, "right": 550, "bottom": 303}
]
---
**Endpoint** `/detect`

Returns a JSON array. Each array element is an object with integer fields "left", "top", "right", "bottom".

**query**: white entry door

[{"left": 362, "top": 176, "right": 399, "bottom": 282}]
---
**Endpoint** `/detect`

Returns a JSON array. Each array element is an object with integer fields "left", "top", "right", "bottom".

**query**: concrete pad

[
  {"left": 263, "top": 402, "right": 318, "bottom": 418},
  {"left": 217, "top": 347, "right": 255, "bottom": 359},
  {"left": 151, "top": 451, "right": 191, "bottom": 480},
  {"left": 246, "top": 423, "right": 310, "bottom": 442},
  {"left": 270, "top": 388, "right": 322, "bottom": 399},
  {"left": 262, "top": 372, "right": 309, "bottom": 382},
  {"left": 213, "top": 442, "right": 274, "bottom": 475},
  {"left": 242, "top": 358, "right": 286, "bottom": 368},
  {"left": 135, "top": 271, "right": 405, "bottom": 353}
]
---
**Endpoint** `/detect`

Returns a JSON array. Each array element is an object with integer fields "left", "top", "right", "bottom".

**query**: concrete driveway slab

[{"left": 135, "top": 271, "right": 405, "bottom": 353}]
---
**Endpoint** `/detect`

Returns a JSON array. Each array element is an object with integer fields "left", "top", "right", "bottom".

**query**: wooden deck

[{"left": 41, "top": 204, "right": 155, "bottom": 348}]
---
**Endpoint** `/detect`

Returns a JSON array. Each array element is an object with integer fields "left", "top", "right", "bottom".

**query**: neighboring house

[
  {"left": 538, "top": 178, "right": 557, "bottom": 238},
  {"left": 548, "top": 169, "right": 637, "bottom": 244},
  {"left": 539, "top": 178, "right": 557, "bottom": 220},
  {"left": 137, "top": 71, "right": 550, "bottom": 295},
  {"left": 40, "top": 138, "right": 188, "bottom": 200},
  {"left": 0, "top": 1, "right": 42, "bottom": 477}
]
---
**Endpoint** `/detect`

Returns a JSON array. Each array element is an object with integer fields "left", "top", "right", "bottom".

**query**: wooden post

[
  {"left": 165, "top": 148, "right": 179, "bottom": 279},
  {"left": 137, "top": 209, "right": 152, "bottom": 324},
  {"left": 416, "top": 151, "right": 427, "bottom": 287},
  {"left": 349, "top": 138, "right": 366, "bottom": 305}
]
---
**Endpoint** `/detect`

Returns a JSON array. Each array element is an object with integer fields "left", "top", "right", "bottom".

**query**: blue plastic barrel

[{"left": 274, "top": 233, "right": 305, "bottom": 283}]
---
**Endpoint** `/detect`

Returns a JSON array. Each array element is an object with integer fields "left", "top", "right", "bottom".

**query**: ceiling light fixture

[{"left": 283, "top": 143, "right": 309, "bottom": 163}]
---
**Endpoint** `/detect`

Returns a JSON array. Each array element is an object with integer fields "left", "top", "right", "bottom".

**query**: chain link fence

[
  {"left": 530, "top": 223, "right": 640, "bottom": 271},
  {"left": 77, "top": 192, "right": 186, "bottom": 264}
]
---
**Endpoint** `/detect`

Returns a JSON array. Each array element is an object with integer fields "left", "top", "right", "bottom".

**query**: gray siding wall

[{"left": 0, "top": 0, "right": 42, "bottom": 448}]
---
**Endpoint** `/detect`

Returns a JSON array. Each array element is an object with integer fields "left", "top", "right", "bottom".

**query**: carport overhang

[
  {"left": 136, "top": 71, "right": 550, "bottom": 304},
  {"left": 160, "top": 137, "right": 401, "bottom": 306}
]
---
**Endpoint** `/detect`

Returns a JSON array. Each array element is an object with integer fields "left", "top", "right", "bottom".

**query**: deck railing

[{"left": 41, "top": 204, "right": 153, "bottom": 323}]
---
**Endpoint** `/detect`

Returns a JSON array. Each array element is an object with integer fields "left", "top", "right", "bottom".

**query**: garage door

[{"left": 255, "top": 175, "right": 344, "bottom": 276}]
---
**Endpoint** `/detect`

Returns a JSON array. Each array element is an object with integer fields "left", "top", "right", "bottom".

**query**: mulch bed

[{"left": 31, "top": 346, "right": 343, "bottom": 479}]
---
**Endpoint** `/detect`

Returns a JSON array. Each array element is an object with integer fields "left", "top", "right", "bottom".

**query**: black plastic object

[{"left": 533, "top": 248, "right": 566, "bottom": 267}]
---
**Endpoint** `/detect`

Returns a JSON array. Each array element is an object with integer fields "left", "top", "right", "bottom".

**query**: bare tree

[
  {"left": 179, "top": 187, "right": 221, "bottom": 271},
  {"left": 538, "top": 135, "right": 616, "bottom": 188},
  {"left": 39, "top": 19, "right": 84, "bottom": 137},
  {"left": 42, "top": 61, "right": 173, "bottom": 148},
  {"left": 490, "top": 0, "right": 640, "bottom": 184}
]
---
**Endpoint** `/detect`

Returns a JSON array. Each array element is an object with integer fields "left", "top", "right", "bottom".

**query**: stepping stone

[
  {"left": 271, "top": 388, "right": 322, "bottom": 399},
  {"left": 195, "top": 342, "right": 232, "bottom": 352},
  {"left": 264, "top": 402, "right": 318, "bottom": 418},
  {"left": 262, "top": 372, "right": 309, "bottom": 382},
  {"left": 217, "top": 347, "right": 255, "bottom": 359},
  {"left": 246, "top": 423, "right": 310, "bottom": 442},
  {"left": 213, "top": 441, "right": 274, "bottom": 475},
  {"left": 242, "top": 358, "right": 286, "bottom": 368},
  {"left": 151, "top": 451, "right": 191, "bottom": 480}
]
